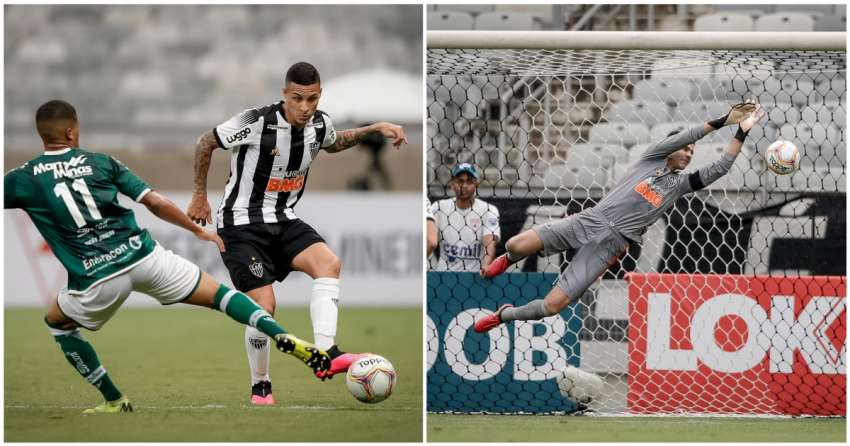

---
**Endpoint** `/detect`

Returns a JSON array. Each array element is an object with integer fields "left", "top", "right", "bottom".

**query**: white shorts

[{"left": 58, "top": 243, "right": 202, "bottom": 331}]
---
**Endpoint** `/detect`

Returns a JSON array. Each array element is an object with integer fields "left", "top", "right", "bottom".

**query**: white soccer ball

[
  {"left": 556, "top": 365, "right": 603, "bottom": 404},
  {"left": 346, "top": 354, "right": 396, "bottom": 404},
  {"left": 765, "top": 140, "right": 801, "bottom": 175}
]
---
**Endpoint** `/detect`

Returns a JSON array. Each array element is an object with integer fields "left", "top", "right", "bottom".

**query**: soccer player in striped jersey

[
  {"left": 475, "top": 101, "right": 764, "bottom": 333},
  {"left": 187, "top": 62, "right": 408, "bottom": 405},
  {"left": 4, "top": 100, "right": 330, "bottom": 414}
]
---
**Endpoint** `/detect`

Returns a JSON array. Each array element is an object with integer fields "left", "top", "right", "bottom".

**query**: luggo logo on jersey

[{"left": 226, "top": 127, "right": 251, "bottom": 144}]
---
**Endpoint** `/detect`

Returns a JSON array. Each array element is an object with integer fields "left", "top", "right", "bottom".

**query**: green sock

[
  {"left": 45, "top": 320, "right": 122, "bottom": 402},
  {"left": 212, "top": 284, "right": 286, "bottom": 338}
]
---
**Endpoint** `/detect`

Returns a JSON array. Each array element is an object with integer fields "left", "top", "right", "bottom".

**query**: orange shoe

[
  {"left": 483, "top": 254, "right": 513, "bottom": 278},
  {"left": 315, "top": 352, "right": 365, "bottom": 380},
  {"left": 474, "top": 304, "right": 513, "bottom": 333}
]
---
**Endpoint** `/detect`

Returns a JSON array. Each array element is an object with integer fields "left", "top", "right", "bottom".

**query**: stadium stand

[
  {"left": 693, "top": 13, "right": 754, "bottom": 32},
  {"left": 774, "top": 4, "right": 838, "bottom": 15},
  {"left": 814, "top": 14, "right": 846, "bottom": 32},
  {"left": 633, "top": 79, "right": 693, "bottom": 105},
  {"left": 6, "top": 5, "right": 423, "bottom": 191},
  {"left": 754, "top": 12, "right": 816, "bottom": 32},
  {"left": 588, "top": 122, "right": 650, "bottom": 148},
  {"left": 474, "top": 11, "right": 541, "bottom": 30},
  {"left": 606, "top": 100, "right": 670, "bottom": 128},
  {"left": 428, "top": 11, "right": 474, "bottom": 31}
]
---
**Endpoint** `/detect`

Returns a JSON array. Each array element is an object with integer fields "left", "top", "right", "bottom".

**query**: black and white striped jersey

[{"left": 212, "top": 101, "right": 337, "bottom": 228}]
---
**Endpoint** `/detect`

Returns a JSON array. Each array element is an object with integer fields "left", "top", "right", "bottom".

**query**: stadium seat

[
  {"left": 814, "top": 74, "right": 846, "bottom": 104},
  {"left": 609, "top": 160, "right": 631, "bottom": 185},
  {"left": 713, "top": 4, "right": 771, "bottom": 17},
  {"left": 774, "top": 4, "right": 837, "bottom": 15},
  {"left": 428, "top": 11, "right": 474, "bottom": 30},
  {"left": 691, "top": 78, "right": 725, "bottom": 101},
  {"left": 765, "top": 164, "right": 845, "bottom": 193},
  {"left": 541, "top": 164, "right": 607, "bottom": 190},
  {"left": 670, "top": 101, "right": 730, "bottom": 122},
  {"left": 588, "top": 122, "right": 650, "bottom": 148},
  {"left": 754, "top": 13, "right": 815, "bottom": 32},
  {"left": 765, "top": 166, "right": 809, "bottom": 192},
  {"left": 626, "top": 142, "right": 651, "bottom": 163},
  {"left": 690, "top": 143, "right": 726, "bottom": 170},
  {"left": 568, "top": 143, "right": 622, "bottom": 167},
  {"left": 474, "top": 11, "right": 539, "bottom": 30},
  {"left": 800, "top": 104, "right": 842, "bottom": 128},
  {"left": 693, "top": 13, "right": 754, "bottom": 32},
  {"left": 433, "top": 4, "right": 495, "bottom": 14},
  {"left": 650, "top": 121, "right": 694, "bottom": 143},
  {"left": 606, "top": 100, "right": 669, "bottom": 128},
  {"left": 762, "top": 75, "right": 818, "bottom": 108},
  {"left": 813, "top": 14, "right": 847, "bottom": 31},
  {"left": 633, "top": 79, "right": 693, "bottom": 106},
  {"left": 766, "top": 102, "right": 801, "bottom": 127}
]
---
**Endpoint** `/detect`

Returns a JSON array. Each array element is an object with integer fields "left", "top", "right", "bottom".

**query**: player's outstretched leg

[
  {"left": 473, "top": 303, "right": 513, "bottom": 333},
  {"left": 474, "top": 287, "right": 570, "bottom": 333},
  {"left": 44, "top": 314, "right": 132, "bottom": 414},
  {"left": 183, "top": 273, "right": 331, "bottom": 375},
  {"left": 482, "top": 229, "right": 544, "bottom": 278}
]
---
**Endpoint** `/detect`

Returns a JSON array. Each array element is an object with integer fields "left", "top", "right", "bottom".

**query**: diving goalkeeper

[{"left": 475, "top": 100, "right": 764, "bottom": 333}]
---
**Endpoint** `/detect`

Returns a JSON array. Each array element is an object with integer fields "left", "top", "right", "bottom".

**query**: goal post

[{"left": 426, "top": 31, "right": 846, "bottom": 415}]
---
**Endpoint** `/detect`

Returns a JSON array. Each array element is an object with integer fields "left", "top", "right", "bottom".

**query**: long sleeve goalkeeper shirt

[{"left": 584, "top": 124, "right": 737, "bottom": 244}]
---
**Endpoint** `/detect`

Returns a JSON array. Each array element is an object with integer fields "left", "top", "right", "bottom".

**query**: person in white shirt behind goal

[
  {"left": 475, "top": 100, "right": 764, "bottom": 333},
  {"left": 430, "top": 163, "right": 500, "bottom": 275}
]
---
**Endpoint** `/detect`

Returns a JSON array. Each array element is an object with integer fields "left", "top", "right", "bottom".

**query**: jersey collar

[{"left": 43, "top": 147, "right": 73, "bottom": 156}]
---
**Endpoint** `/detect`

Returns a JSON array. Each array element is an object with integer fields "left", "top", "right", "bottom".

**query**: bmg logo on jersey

[{"left": 226, "top": 127, "right": 251, "bottom": 144}]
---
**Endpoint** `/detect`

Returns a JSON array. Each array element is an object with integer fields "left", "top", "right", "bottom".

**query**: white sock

[
  {"left": 245, "top": 326, "right": 270, "bottom": 386},
  {"left": 310, "top": 277, "right": 340, "bottom": 351}
]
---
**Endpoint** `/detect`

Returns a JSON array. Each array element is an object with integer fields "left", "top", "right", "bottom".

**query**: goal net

[{"left": 426, "top": 31, "right": 846, "bottom": 416}]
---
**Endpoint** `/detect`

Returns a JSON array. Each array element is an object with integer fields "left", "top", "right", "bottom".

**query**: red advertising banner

[{"left": 628, "top": 273, "right": 846, "bottom": 415}]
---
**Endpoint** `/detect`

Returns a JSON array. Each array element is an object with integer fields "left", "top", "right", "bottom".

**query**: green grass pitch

[
  {"left": 5, "top": 306, "right": 422, "bottom": 442},
  {"left": 428, "top": 414, "right": 846, "bottom": 442}
]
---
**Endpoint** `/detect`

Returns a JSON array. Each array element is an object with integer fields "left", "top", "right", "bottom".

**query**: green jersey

[{"left": 4, "top": 147, "right": 156, "bottom": 292}]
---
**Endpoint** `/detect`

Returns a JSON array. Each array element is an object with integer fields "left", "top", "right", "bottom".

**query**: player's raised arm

[
  {"left": 723, "top": 101, "right": 765, "bottom": 158},
  {"left": 640, "top": 101, "right": 758, "bottom": 161},
  {"left": 325, "top": 122, "right": 408, "bottom": 153},
  {"left": 141, "top": 191, "right": 225, "bottom": 252},
  {"left": 187, "top": 130, "right": 220, "bottom": 226},
  {"left": 687, "top": 102, "right": 765, "bottom": 192}
]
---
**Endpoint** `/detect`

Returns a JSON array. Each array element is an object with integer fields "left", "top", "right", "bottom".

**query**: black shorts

[{"left": 218, "top": 219, "right": 325, "bottom": 292}]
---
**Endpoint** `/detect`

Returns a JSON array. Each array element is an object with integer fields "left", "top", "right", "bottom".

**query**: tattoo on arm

[
  {"left": 193, "top": 130, "right": 218, "bottom": 195},
  {"left": 326, "top": 126, "right": 375, "bottom": 153}
]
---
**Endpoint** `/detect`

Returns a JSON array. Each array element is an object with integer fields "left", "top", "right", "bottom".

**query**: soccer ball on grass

[
  {"left": 765, "top": 140, "right": 800, "bottom": 175},
  {"left": 346, "top": 354, "right": 396, "bottom": 403},
  {"left": 556, "top": 365, "right": 603, "bottom": 404}
]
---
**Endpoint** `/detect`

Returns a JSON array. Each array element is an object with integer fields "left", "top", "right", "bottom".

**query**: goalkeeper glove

[{"left": 708, "top": 101, "right": 758, "bottom": 129}]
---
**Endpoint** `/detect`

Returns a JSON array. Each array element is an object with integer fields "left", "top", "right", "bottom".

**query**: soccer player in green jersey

[{"left": 4, "top": 100, "right": 331, "bottom": 414}]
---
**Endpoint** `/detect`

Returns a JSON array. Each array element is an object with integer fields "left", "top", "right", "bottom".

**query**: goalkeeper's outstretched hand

[
  {"left": 708, "top": 101, "right": 758, "bottom": 129},
  {"left": 740, "top": 100, "right": 766, "bottom": 132}
]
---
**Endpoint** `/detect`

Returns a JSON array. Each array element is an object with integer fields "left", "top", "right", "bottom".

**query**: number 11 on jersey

[{"left": 54, "top": 178, "right": 103, "bottom": 227}]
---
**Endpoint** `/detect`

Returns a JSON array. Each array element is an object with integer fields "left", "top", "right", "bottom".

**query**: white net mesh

[{"left": 427, "top": 47, "right": 846, "bottom": 415}]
